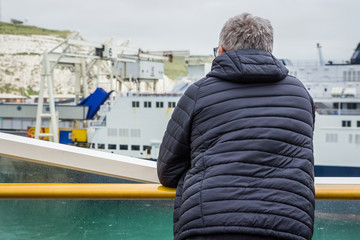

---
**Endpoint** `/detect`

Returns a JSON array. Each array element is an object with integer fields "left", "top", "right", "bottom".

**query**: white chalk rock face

[{"left": 0, "top": 34, "right": 76, "bottom": 95}]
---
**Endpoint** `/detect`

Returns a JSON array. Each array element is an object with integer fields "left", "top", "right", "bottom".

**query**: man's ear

[{"left": 219, "top": 46, "right": 226, "bottom": 55}]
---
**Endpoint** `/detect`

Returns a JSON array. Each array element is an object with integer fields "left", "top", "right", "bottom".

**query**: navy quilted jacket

[{"left": 157, "top": 49, "right": 315, "bottom": 240}]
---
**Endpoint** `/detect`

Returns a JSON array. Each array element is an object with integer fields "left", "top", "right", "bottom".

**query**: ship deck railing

[{"left": 1, "top": 132, "right": 360, "bottom": 200}]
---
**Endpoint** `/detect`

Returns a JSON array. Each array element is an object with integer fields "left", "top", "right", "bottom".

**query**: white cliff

[{"left": 0, "top": 34, "right": 75, "bottom": 95}]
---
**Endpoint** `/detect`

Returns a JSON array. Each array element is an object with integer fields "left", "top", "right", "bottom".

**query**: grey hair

[{"left": 219, "top": 13, "right": 273, "bottom": 52}]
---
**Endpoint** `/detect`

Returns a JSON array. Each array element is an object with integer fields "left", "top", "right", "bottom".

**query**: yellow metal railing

[{"left": 0, "top": 184, "right": 360, "bottom": 200}]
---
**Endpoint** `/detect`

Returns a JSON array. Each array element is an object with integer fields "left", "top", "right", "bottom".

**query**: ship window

[
  {"left": 132, "top": 101, "right": 140, "bottom": 108},
  {"left": 143, "top": 145, "right": 151, "bottom": 151},
  {"left": 348, "top": 103, "right": 357, "bottom": 110},
  {"left": 325, "top": 133, "right": 338, "bottom": 143},
  {"left": 357, "top": 121, "right": 360, "bottom": 127},
  {"left": 358, "top": 71, "right": 360, "bottom": 80},
  {"left": 349, "top": 134, "right": 353, "bottom": 143},
  {"left": 144, "top": 101, "right": 152, "bottom": 108},
  {"left": 324, "top": 88, "right": 327, "bottom": 92},
  {"left": 120, "top": 144, "right": 128, "bottom": 150},
  {"left": 131, "top": 145, "right": 140, "bottom": 151},
  {"left": 168, "top": 102, "right": 176, "bottom": 108},
  {"left": 91, "top": 143, "right": 95, "bottom": 148},
  {"left": 156, "top": 101, "right": 164, "bottom": 108},
  {"left": 98, "top": 143, "right": 105, "bottom": 149},
  {"left": 108, "top": 144, "right": 116, "bottom": 150},
  {"left": 143, "top": 145, "right": 151, "bottom": 154},
  {"left": 342, "top": 120, "right": 351, "bottom": 127}
]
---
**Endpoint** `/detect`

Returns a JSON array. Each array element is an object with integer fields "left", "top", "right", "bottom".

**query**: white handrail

[{"left": 0, "top": 132, "right": 159, "bottom": 183}]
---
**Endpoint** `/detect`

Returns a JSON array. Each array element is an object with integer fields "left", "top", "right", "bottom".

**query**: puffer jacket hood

[{"left": 208, "top": 49, "right": 288, "bottom": 83}]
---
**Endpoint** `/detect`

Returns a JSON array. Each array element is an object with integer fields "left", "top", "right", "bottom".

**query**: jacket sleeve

[{"left": 157, "top": 83, "right": 199, "bottom": 188}]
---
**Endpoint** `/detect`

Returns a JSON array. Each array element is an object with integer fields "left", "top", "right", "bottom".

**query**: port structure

[{"left": 35, "top": 33, "right": 167, "bottom": 142}]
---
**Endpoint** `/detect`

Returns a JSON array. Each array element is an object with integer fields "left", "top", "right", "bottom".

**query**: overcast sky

[{"left": 2, "top": 0, "right": 360, "bottom": 61}]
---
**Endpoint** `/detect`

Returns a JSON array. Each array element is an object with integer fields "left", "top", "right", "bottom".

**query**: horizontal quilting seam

[
  {"left": 206, "top": 148, "right": 312, "bottom": 166},
  {"left": 203, "top": 174, "right": 314, "bottom": 202},
  {"left": 200, "top": 81, "right": 308, "bottom": 96},
  {"left": 180, "top": 172, "right": 314, "bottom": 210},
  {"left": 203, "top": 78, "right": 306, "bottom": 90},
  {"left": 188, "top": 198, "right": 313, "bottom": 227},
  {"left": 180, "top": 227, "right": 307, "bottom": 240},
  {"left": 220, "top": 137, "right": 313, "bottom": 151},
  {"left": 198, "top": 102, "right": 312, "bottom": 118},
  {"left": 200, "top": 186, "right": 312, "bottom": 209},
  {"left": 199, "top": 96, "right": 312, "bottom": 113},
  {"left": 205, "top": 159, "right": 313, "bottom": 180},
  {"left": 208, "top": 126, "right": 312, "bottom": 142},
  {"left": 180, "top": 193, "right": 313, "bottom": 223},
  {"left": 179, "top": 213, "right": 310, "bottom": 238},
  {"left": 199, "top": 116, "right": 313, "bottom": 137},
  {"left": 203, "top": 210, "right": 312, "bottom": 230},
  {"left": 197, "top": 104, "right": 312, "bottom": 124},
  {"left": 160, "top": 135, "right": 188, "bottom": 155}
]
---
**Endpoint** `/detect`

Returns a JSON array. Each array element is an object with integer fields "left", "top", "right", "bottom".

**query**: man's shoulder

[
  {"left": 193, "top": 77, "right": 207, "bottom": 86},
  {"left": 282, "top": 74, "right": 303, "bottom": 83}
]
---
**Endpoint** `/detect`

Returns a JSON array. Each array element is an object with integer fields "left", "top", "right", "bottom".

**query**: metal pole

[
  {"left": 81, "top": 58, "right": 89, "bottom": 98},
  {"left": 96, "top": 60, "right": 101, "bottom": 87},
  {"left": 74, "top": 64, "right": 81, "bottom": 104},
  {"left": 35, "top": 53, "right": 47, "bottom": 140},
  {"left": 47, "top": 58, "right": 59, "bottom": 143}
]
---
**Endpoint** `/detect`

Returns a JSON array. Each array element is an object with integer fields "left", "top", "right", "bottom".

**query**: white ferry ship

[{"left": 88, "top": 44, "right": 360, "bottom": 178}]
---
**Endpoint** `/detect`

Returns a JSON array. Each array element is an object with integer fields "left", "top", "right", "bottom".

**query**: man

[{"left": 157, "top": 13, "right": 315, "bottom": 240}]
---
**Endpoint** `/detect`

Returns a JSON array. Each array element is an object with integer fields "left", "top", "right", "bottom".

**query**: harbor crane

[{"left": 35, "top": 33, "right": 167, "bottom": 143}]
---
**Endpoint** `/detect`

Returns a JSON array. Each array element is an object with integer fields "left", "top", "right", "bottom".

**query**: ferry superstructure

[{"left": 88, "top": 44, "right": 360, "bottom": 177}]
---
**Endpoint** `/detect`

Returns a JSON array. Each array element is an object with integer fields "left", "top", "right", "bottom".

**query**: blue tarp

[{"left": 78, "top": 88, "right": 113, "bottom": 119}]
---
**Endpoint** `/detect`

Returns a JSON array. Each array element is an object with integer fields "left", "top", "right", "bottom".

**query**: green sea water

[
  {"left": 0, "top": 200, "right": 173, "bottom": 240},
  {"left": 0, "top": 200, "right": 359, "bottom": 240},
  {"left": 0, "top": 156, "right": 359, "bottom": 239}
]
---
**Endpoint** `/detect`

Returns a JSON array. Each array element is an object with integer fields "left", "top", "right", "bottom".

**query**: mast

[{"left": 317, "top": 43, "right": 325, "bottom": 66}]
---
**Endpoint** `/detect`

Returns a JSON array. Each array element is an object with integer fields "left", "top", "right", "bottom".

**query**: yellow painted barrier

[
  {"left": 0, "top": 184, "right": 176, "bottom": 200},
  {"left": 315, "top": 184, "right": 360, "bottom": 200},
  {"left": 0, "top": 184, "right": 359, "bottom": 200}
]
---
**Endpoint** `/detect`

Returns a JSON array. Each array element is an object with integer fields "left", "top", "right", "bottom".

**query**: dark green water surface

[{"left": 0, "top": 200, "right": 173, "bottom": 240}]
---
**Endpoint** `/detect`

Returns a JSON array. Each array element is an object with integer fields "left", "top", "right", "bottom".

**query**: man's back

[{"left": 158, "top": 49, "right": 315, "bottom": 240}]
